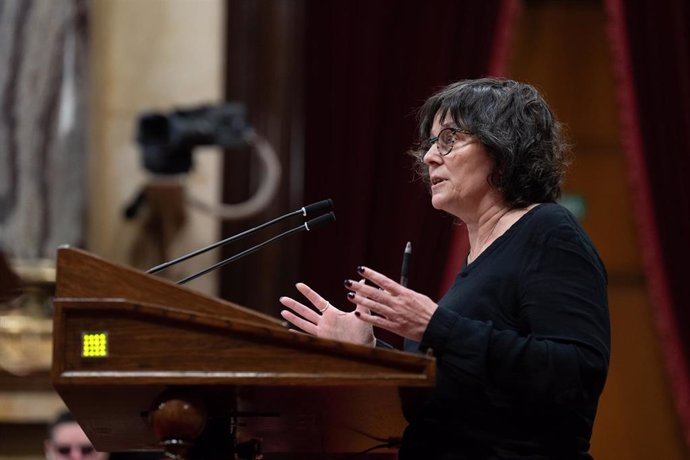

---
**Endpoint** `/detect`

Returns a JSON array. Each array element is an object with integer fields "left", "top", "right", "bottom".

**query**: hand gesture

[
  {"left": 344, "top": 266, "right": 438, "bottom": 342},
  {"left": 279, "top": 282, "right": 375, "bottom": 347}
]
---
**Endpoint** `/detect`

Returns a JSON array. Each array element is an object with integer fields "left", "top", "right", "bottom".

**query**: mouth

[{"left": 430, "top": 176, "right": 445, "bottom": 186}]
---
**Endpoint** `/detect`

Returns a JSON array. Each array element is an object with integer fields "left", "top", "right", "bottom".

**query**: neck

[
  {"left": 463, "top": 200, "right": 538, "bottom": 263},
  {"left": 465, "top": 205, "right": 511, "bottom": 261}
]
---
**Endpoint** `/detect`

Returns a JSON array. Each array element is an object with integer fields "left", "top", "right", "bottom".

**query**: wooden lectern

[{"left": 52, "top": 247, "right": 435, "bottom": 459}]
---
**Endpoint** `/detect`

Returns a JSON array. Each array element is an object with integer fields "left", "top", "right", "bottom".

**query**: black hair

[
  {"left": 47, "top": 410, "right": 76, "bottom": 439},
  {"left": 411, "top": 78, "right": 570, "bottom": 208}
]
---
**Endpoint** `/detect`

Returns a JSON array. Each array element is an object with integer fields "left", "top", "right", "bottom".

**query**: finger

[
  {"left": 354, "top": 310, "right": 395, "bottom": 330},
  {"left": 346, "top": 279, "right": 391, "bottom": 305},
  {"left": 346, "top": 291, "right": 394, "bottom": 317},
  {"left": 280, "top": 309, "right": 318, "bottom": 335},
  {"left": 354, "top": 279, "right": 371, "bottom": 315},
  {"left": 286, "top": 328, "right": 312, "bottom": 338},
  {"left": 295, "top": 282, "right": 331, "bottom": 312},
  {"left": 356, "top": 266, "right": 404, "bottom": 295},
  {"left": 279, "top": 295, "right": 320, "bottom": 323}
]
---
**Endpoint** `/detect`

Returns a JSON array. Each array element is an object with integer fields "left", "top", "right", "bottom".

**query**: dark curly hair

[{"left": 410, "top": 78, "right": 570, "bottom": 208}]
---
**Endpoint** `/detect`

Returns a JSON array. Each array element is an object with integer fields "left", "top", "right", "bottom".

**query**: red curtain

[
  {"left": 606, "top": 0, "right": 690, "bottom": 446},
  {"left": 301, "top": 0, "right": 519, "bottom": 346}
]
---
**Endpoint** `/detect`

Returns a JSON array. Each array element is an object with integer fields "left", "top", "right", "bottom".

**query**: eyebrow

[{"left": 429, "top": 122, "right": 455, "bottom": 138}]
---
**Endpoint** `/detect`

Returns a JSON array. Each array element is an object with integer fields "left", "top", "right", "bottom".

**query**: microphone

[
  {"left": 177, "top": 212, "right": 336, "bottom": 285},
  {"left": 146, "top": 199, "right": 333, "bottom": 274}
]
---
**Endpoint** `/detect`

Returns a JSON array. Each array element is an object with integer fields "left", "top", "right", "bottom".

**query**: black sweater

[{"left": 400, "top": 203, "right": 610, "bottom": 460}]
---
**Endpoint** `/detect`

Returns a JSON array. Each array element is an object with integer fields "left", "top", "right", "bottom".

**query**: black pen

[{"left": 400, "top": 241, "right": 412, "bottom": 287}]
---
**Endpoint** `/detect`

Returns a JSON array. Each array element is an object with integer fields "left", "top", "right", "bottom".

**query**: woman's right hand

[{"left": 279, "top": 282, "right": 375, "bottom": 347}]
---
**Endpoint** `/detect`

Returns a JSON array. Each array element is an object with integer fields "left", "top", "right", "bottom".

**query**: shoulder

[
  {"left": 529, "top": 202, "right": 576, "bottom": 226},
  {"left": 526, "top": 203, "right": 586, "bottom": 241},
  {"left": 526, "top": 203, "right": 607, "bottom": 279}
]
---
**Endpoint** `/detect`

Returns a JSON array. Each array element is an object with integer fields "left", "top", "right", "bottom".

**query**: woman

[{"left": 280, "top": 78, "right": 610, "bottom": 459}]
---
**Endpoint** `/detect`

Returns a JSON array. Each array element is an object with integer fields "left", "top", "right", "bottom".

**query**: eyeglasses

[
  {"left": 53, "top": 445, "right": 96, "bottom": 456},
  {"left": 427, "top": 127, "right": 472, "bottom": 156}
]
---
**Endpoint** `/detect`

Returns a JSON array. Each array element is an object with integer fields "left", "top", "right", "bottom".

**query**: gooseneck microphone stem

[
  {"left": 147, "top": 211, "right": 297, "bottom": 274},
  {"left": 177, "top": 226, "right": 302, "bottom": 285},
  {"left": 147, "top": 199, "right": 333, "bottom": 274},
  {"left": 177, "top": 212, "right": 335, "bottom": 285}
]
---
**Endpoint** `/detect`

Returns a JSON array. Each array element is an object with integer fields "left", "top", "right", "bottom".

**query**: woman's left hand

[{"left": 345, "top": 266, "right": 438, "bottom": 342}]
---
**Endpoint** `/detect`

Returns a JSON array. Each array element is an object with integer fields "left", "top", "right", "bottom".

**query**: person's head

[
  {"left": 45, "top": 411, "right": 109, "bottom": 460},
  {"left": 412, "top": 78, "right": 570, "bottom": 210}
]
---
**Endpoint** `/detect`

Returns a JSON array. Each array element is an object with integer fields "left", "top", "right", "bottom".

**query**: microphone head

[
  {"left": 305, "top": 211, "right": 336, "bottom": 231},
  {"left": 303, "top": 199, "right": 334, "bottom": 217}
]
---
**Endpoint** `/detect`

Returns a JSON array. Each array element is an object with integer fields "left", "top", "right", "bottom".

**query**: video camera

[{"left": 135, "top": 103, "right": 250, "bottom": 175}]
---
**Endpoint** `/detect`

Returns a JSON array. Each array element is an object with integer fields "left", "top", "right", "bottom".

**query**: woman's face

[{"left": 423, "top": 113, "right": 496, "bottom": 217}]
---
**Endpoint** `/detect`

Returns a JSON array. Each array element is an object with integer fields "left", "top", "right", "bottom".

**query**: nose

[{"left": 423, "top": 144, "right": 441, "bottom": 165}]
